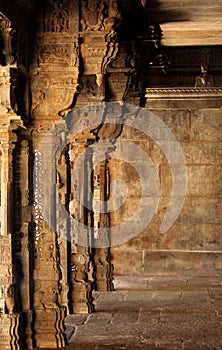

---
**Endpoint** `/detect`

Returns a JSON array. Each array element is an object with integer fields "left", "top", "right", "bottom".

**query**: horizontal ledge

[{"left": 145, "top": 87, "right": 222, "bottom": 99}]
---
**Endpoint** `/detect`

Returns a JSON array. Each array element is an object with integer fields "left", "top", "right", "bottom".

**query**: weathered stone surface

[
  {"left": 118, "top": 222, "right": 222, "bottom": 252},
  {"left": 160, "top": 164, "right": 222, "bottom": 197},
  {"left": 150, "top": 141, "right": 222, "bottom": 165},
  {"left": 191, "top": 109, "right": 222, "bottom": 141},
  {"left": 148, "top": 109, "right": 191, "bottom": 142},
  {"left": 143, "top": 251, "right": 222, "bottom": 276},
  {"left": 110, "top": 248, "right": 144, "bottom": 276}
]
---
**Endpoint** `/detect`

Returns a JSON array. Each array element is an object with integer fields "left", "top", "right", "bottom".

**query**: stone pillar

[
  {"left": 30, "top": 0, "right": 80, "bottom": 129},
  {"left": 91, "top": 142, "right": 114, "bottom": 291},
  {"left": 68, "top": 141, "right": 94, "bottom": 314},
  {"left": 12, "top": 136, "right": 34, "bottom": 349},
  {"left": 56, "top": 148, "right": 69, "bottom": 310},
  {"left": 0, "top": 116, "right": 23, "bottom": 350},
  {"left": 91, "top": 103, "right": 124, "bottom": 292},
  {"left": 0, "top": 18, "right": 25, "bottom": 345},
  {"left": 32, "top": 130, "right": 66, "bottom": 348},
  {"left": 76, "top": 0, "right": 122, "bottom": 293}
]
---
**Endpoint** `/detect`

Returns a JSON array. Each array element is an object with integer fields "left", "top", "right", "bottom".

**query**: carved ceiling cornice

[{"left": 145, "top": 87, "right": 222, "bottom": 99}]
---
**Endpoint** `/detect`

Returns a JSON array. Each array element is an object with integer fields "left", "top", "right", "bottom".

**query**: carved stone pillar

[
  {"left": 75, "top": 1, "right": 122, "bottom": 293},
  {"left": 91, "top": 142, "right": 114, "bottom": 291},
  {"left": 30, "top": 0, "right": 80, "bottom": 128},
  {"left": 32, "top": 129, "right": 66, "bottom": 348},
  {"left": 12, "top": 135, "right": 35, "bottom": 349},
  {"left": 0, "top": 115, "right": 23, "bottom": 350},
  {"left": 28, "top": 0, "right": 81, "bottom": 341},
  {"left": 56, "top": 148, "right": 69, "bottom": 310},
  {"left": 91, "top": 104, "right": 123, "bottom": 292},
  {"left": 68, "top": 141, "right": 94, "bottom": 314},
  {"left": 76, "top": 0, "right": 121, "bottom": 107}
]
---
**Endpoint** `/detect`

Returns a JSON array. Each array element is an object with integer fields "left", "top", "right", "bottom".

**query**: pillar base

[
  {"left": 0, "top": 314, "right": 20, "bottom": 350},
  {"left": 33, "top": 308, "right": 66, "bottom": 349},
  {"left": 71, "top": 281, "right": 94, "bottom": 314}
]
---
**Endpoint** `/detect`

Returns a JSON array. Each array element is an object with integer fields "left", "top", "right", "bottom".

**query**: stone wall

[{"left": 111, "top": 90, "right": 222, "bottom": 278}]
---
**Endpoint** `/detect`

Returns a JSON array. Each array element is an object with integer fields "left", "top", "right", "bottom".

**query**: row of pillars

[{"left": 0, "top": 61, "right": 136, "bottom": 349}]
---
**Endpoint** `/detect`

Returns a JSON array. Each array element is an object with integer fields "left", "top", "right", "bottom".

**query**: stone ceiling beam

[{"left": 161, "top": 22, "right": 222, "bottom": 46}]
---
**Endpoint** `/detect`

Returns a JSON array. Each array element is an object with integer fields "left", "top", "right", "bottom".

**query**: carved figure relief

[
  {"left": 104, "top": 0, "right": 121, "bottom": 30},
  {"left": 34, "top": 281, "right": 59, "bottom": 309},
  {"left": 0, "top": 285, "right": 14, "bottom": 314},
  {"left": 80, "top": 0, "right": 121, "bottom": 31},
  {"left": 195, "top": 65, "right": 214, "bottom": 87},
  {"left": 44, "top": 0, "right": 69, "bottom": 33},
  {"left": 79, "top": 75, "right": 101, "bottom": 97},
  {"left": 72, "top": 41, "right": 79, "bottom": 67},
  {"left": 39, "top": 45, "right": 70, "bottom": 65},
  {"left": 80, "top": 0, "right": 104, "bottom": 31}
]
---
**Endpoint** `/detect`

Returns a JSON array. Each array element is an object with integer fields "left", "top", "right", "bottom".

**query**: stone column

[
  {"left": 68, "top": 141, "right": 94, "bottom": 314},
  {"left": 32, "top": 130, "right": 66, "bottom": 349},
  {"left": 91, "top": 142, "right": 114, "bottom": 291},
  {"left": 30, "top": 0, "right": 80, "bottom": 129},
  {"left": 77, "top": 0, "right": 122, "bottom": 293},
  {"left": 56, "top": 147, "right": 69, "bottom": 310},
  {"left": 13, "top": 136, "right": 34, "bottom": 349},
  {"left": 0, "top": 117, "right": 22, "bottom": 350},
  {"left": 91, "top": 103, "right": 124, "bottom": 292}
]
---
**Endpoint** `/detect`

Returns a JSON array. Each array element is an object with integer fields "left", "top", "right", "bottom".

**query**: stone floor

[{"left": 53, "top": 276, "right": 222, "bottom": 349}]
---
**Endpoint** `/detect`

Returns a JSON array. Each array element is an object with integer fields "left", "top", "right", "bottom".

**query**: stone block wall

[{"left": 110, "top": 91, "right": 222, "bottom": 278}]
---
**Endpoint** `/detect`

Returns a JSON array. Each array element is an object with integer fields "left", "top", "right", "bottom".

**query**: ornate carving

[
  {"left": 33, "top": 150, "right": 44, "bottom": 244},
  {"left": 0, "top": 119, "right": 23, "bottom": 349},
  {"left": 0, "top": 13, "right": 15, "bottom": 65},
  {"left": 31, "top": 71, "right": 79, "bottom": 122},
  {"left": 80, "top": 0, "right": 105, "bottom": 31},
  {"left": 79, "top": 75, "right": 102, "bottom": 98},
  {"left": 0, "top": 314, "right": 20, "bottom": 349},
  {"left": 44, "top": 0, "right": 69, "bottom": 33},
  {"left": 39, "top": 45, "right": 70, "bottom": 65},
  {"left": 195, "top": 65, "right": 214, "bottom": 87},
  {"left": 0, "top": 238, "right": 14, "bottom": 315},
  {"left": 0, "top": 67, "right": 12, "bottom": 114},
  {"left": 80, "top": 30, "right": 119, "bottom": 82},
  {"left": 80, "top": 0, "right": 121, "bottom": 32},
  {"left": 145, "top": 87, "right": 222, "bottom": 99},
  {"left": 70, "top": 246, "right": 94, "bottom": 314},
  {"left": 68, "top": 141, "right": 95, "bottom": 313},
  {"left": 33, "top": 308, "right": 66, "bottom": 348},
  {"left": 104, "top": 0, "right": 121, "bottom": 30}
]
